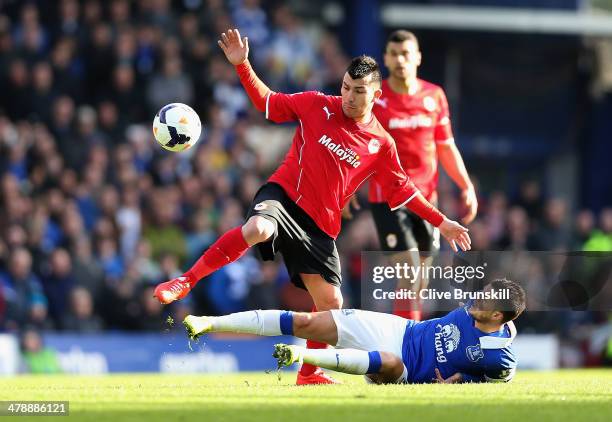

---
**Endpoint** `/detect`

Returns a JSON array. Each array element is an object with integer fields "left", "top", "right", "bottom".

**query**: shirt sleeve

[
  {"left": 266, "top": 91, "right": 322, "bottom": 123},
  {"left": 371, "top": 139, "right": 419, "bottom": 210},
  {"left": 434, "top": 88, "right": 455, "bottom": 145}
]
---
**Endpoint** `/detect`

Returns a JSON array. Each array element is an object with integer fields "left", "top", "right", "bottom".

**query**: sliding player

[{"left": 184, "top": 279, "right": 525, "bottom": 384}]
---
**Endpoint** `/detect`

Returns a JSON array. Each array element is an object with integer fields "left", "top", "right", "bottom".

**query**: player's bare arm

[{"left": 438, "top": 142, "right": 478, "bottom": 225}]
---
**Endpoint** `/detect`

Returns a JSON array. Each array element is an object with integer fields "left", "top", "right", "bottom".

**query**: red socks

[
  {"left": 184, "top": 226, "right": 250, "bottom": 286},
  {"left": 300, "top": 305, "right": 328, "bottom": 377}
]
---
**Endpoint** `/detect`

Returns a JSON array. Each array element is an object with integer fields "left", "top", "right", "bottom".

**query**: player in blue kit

[{"left": 183, "top": 279, "right": 525, "bottom": 384}]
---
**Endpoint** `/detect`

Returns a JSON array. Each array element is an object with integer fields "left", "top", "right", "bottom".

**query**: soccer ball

[{"left": 152, "top": 103, "right": 202, "bottom": 152}]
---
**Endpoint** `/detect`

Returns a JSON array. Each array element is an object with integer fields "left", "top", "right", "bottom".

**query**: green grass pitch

[{"left": 2, "top": 370, "right": 611, "bottom": 421}]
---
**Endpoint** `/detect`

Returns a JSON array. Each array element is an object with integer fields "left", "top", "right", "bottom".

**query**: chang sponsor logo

[{"left": 434, "top": 323, "right": 460, "bottom": 363}]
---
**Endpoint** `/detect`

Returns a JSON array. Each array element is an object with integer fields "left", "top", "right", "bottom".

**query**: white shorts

[{"left": 330, "top": 309, "right": 409, "bottom": 383}]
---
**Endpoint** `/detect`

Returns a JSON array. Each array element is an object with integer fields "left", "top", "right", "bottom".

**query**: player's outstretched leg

[
  {"left": 182, "top": 309, "right": 337, "bottom": 343},
  {"left": 154, "top": 216, "right": 274, "bottom": 304},
  {"left": 183, "top": 310, "right": 299, "bottom": 340},
  {"left": 273, "top": 344, "right": 406, "bottom": 384},
  {"left": 182, "top": 310, "right": 406, "bottom": 384}
]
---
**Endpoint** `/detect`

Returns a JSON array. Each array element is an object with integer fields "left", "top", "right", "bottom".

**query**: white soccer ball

[{"left": 152, "top": 103, "right": 202, "bottom": 152}]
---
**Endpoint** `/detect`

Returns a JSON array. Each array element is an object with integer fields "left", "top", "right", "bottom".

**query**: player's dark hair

[
  {"left": 488, "top": 279, "right": 526, "bottom": 323},
  {"left": 386, "top": 30, "right": 419, "bottom": 50},
  {"left": 346, "top": 55, "right": 382, "bottom": 86}
]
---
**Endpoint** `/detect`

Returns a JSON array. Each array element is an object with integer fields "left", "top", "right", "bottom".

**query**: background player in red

[
  {"left": 154, "top": 28, "right": 471, "bottom": 384},
  {"left": 368, "top": 30, "right": 478, "bottom": 321}
]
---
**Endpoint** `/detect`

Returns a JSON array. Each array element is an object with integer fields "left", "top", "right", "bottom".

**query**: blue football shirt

[{"left": 401, "top": 303, "right": 517, "bottom": 383}]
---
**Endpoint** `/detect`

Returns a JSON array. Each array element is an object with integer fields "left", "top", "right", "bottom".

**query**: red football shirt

[
  {"left": 370, "top": 79, "right": 454, "bottom": 203},
  {"left": 265, "top": 91, "right": 418, "bottom": 239}
]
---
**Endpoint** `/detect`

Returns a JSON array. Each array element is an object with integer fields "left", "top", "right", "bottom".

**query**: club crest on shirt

[
  {"left": 423, "top": 96, "right": 436, "bottom": 112},
  {"left": 368, "top": 139, "right": 381, "bottom": 154},
  {"left": 466, "top": 344, "right": 484, "bottom": 362}
]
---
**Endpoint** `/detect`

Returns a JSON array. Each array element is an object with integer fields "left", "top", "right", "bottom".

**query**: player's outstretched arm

[
  {"left": 438, "top": 217, "right": 471, "bottom": 253},
  {"left": 218, "top": 28, "right": 271, "bottom": 112},
  {"left": 400, "top": 190, "right": 471, "bottom": 252},
  {"left": 438, "top": 143, "right": 478, "bottom": 225}
]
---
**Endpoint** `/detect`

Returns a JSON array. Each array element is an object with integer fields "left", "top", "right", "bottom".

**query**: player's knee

[
  {"left": 314, "top": 290, "right": 343, "bottom": 311},
  {"left": 313, "top": 285, "right": 342, "bottom": 311},
  {"left": 243, "top": 216, "right": 274, "bottom": 244},
  {"left": 292, "top": 312, "right": 314, "bottom": 333}
]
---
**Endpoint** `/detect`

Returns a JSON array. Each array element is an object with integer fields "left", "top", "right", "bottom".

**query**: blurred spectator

[
  {"left": 138, "top": 285, "right": 167, "bottom": 331},
  {"left": 30, "top": 61, "right": 57, "bottom": 124},
  {"left": 0, "top": 248, "right": 47, "bottom": 330},
  {"left": 99, "top": 265, "right": 140, "bottom": 330},
  {"left": 21, "top": 328, "right": 62, "bottom": 374},
  {"left": 533, "top": 198, "right": 571, "bottom": 250},
  {"left": 96, "top": 237, "right": 124, "bottom": 282},
  {"left": 266, "top": 5, "right": 317, "bottom": 91},
  {"left": 246, "top": 261, "right": 281, "bottom": 310},
  {"left": 205, "top": 254, "right": 260, "bottom": 315},
  {"left": 71, "top": 236, "right": 105, "bottom": 303},
  {"left": 515, "top": 180, "right": 543, "bottom": 222},
  {"left": 41, "top": 248, "right": 76, "bottom": 326},
  {"left": 143, "top": 188, "right": 187, "bottom": 263},
  {"left": 147, "top": 56, "right": 194, "bottom": 114},
  {"left": 110, "top": 65, "right": 144, "bottom": 123},
  {"left": 61, "top": 286, "right": 104, "bottom": 332},
  {"left": 116, "top": 184, "right": 142, "bottom": 261},
  {"left": 573, "top": 210, "right": 595, "bottom": 250},
  {"left": 584, "top": 208, "right": 612, "bottom": 252},
  {"left": 231, "top": 0, "right": 269, "bottom": 58},
  {"left": 132, "top": 239, "right": 162, "bottom": 282},
  {"left": 498, "top": 207, "right": 535, "bottom": 251},
  {"left": 4, "top": 59, "right": 31, "bottom": 121}
]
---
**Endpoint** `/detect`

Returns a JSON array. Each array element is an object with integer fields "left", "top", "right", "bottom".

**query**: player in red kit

[
  {"left": 369, "top": 30, "right": 478, "bottom": 321},
  {"left": 154, "top": 29, "right": 471, "bottom": 384}
]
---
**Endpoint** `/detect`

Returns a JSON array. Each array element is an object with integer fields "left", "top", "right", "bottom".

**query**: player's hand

[
  {"left": 434, "top": 368, "right": 463, "bottom": 384},
  {"left": 438, "top": 218, "right": 471, "bottom": 252},
  {"left": 218, "top": 28, "right": 249, "bottom": 65},
  {"left": 342, "top": 195, "right": 361, "bottom": 220},
  {"left": 460, "top": 187, "right": 478, "bottom": 225}
]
